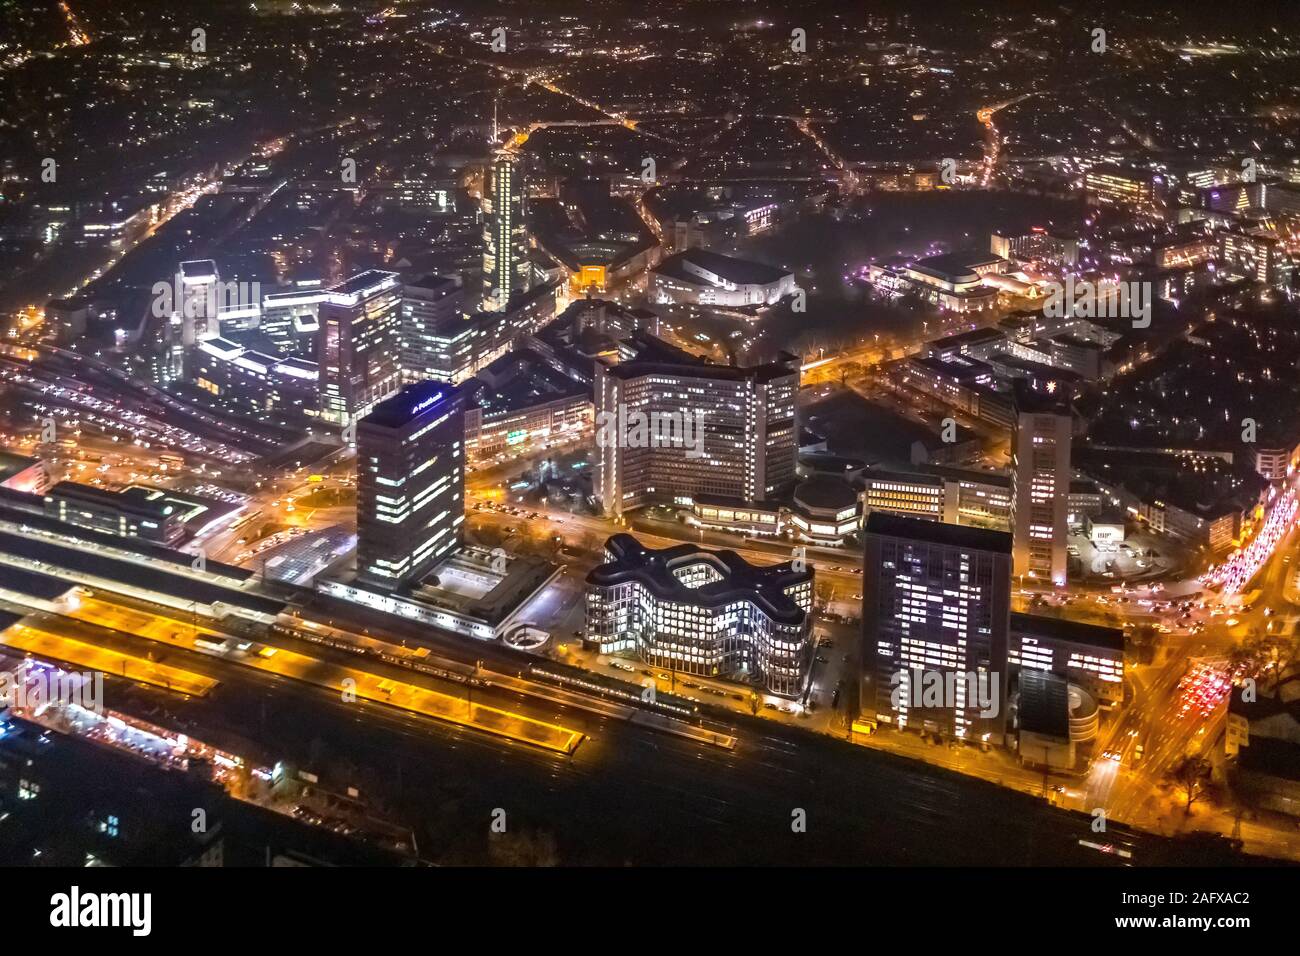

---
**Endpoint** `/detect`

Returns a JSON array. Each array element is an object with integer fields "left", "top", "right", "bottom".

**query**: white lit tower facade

[
  {"left": 1010, "top": 385, "right": 1072, "bottom": 587},
  {"left": 481, "top": 152, "right": 530, "bottom": 311}
]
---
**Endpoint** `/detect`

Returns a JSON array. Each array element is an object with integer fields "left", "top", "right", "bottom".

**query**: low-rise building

[
  {"left": 689, "top": 496, "right": 784, "bottom": 538},
  {"left": 1009, "top": 612, "right": 1125, "bottom": 707},
  {"left": 1086, "top": 510, "right": 1126, "bottom": 547},
  {"left": 0, "top": 453, "right": 49, "bottom": 495},
  {"left": 44, "top": 482, "right": 185, "bottom": 545},
  {"left": 860, "top": 465, "right": 1011, "bottom": 530},
  {"left": 649, "top": 248, "right": 797, "bottom": 309},
  {"left": 1255, "top": 446, "right": 1293, "bottom": 482},
  {"left": 1074, "top": 447, "right": 1262, "bottom": 553},
  {"left": 871, "top": 252, "right": 1005, "bottom": 312},
  {"left": 789, "top": 476, "right": 862, "bottom": 546},
  {"left": 530, "top": 183, "right": 661, "bottom": 296},
  {"left": 990, "top": 228, "right": 1080, "bottom": 268},
  {"left": 1224, "top": 673, "right": 1300, "bottom": 818},
  {"left": 462, "top": 348, "right": 592, "bottom": 463},
  {"left": 585, "top": 533, "right": 814, "bottom": 698},
  {"left": 892, "top": 354, "right": 1015, "bottom": 429}
]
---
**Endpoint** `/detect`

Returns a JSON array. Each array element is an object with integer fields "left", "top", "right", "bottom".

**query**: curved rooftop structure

[
  {"left": 586, "top": 533, "right": 811, "bottom": 627},
  {"left": 793, "top": 475, "right": 859, "bottom": 514}
]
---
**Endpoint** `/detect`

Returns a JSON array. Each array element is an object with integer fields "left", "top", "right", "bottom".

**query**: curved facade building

[
  {"left": 789, "top": 476, "right": 861, "bottom": 546},
  {"left": 585, "top": 534, "right": 814, "bottom": 698}
]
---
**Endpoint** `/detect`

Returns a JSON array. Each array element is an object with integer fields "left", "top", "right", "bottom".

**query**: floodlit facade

[
  {"left": 788, "top": 476, "right": 862, "bottom": 546},
  {"left": 649, "top": 248, "right": 796, "bottom": 308},
  {"left": 862, "top": 470, "right": 945, "bottom": 521},
  {"left": 585, "top": 534, "right": 814, "bottom": 697}
]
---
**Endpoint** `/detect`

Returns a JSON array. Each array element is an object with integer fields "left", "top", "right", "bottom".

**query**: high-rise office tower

[
  {"left": 1010, "top": 385, "right": 1072, "bottom": 587},
  {"left": 318, "top": 270, "right": 403, "bottom": 424},
  {"left": 356, "top": 380, "right": 467, "bottom": 587},
  {"left": 399, "top": 274, "right": 468, "bottom": 384},
  {"left": 261, "top": 287, "right": 328, "bottom": 357},
  {"left": 177, "top": 259, "right": 223, "bottom": 346},
  {"left": 158, "top": 259, "right": 222, "bottom": 382},
  {"left": 481, "top": 152, "right": 530, "bottom": 311},
  {"left": 593, "top": 335, "right": 798, "bottom": 518},
  {"left": 861, "top": 512, "right": 1012, "bottom": 743}
]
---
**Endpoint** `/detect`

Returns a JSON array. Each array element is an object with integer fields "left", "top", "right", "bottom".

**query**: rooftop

[
  {"left": 1018, "top": 669, "right": 1071, "bottom": 739},
  {"left": 928, "top": 326, "right": 1006, "bottom": 352},
  {"left": 0, "top": 564, "right": 77, "bottom": 602},
  {"left": 0, "top": 452, "right": 40, "bottom": 483},
  {"left": 793, "top": 475, "right": 859, "bottom": 512},
  {"left": 179, "top": 259, "right": 218, "bottom": 282},
  {"left": 360, "top": 380, "right": 465, "bottom": 431},
  {"left": 1011, "top": 612, "right": 1124, "bottom": 651},
  {"left": 0, "top": 529, "right": 282, "bottom": 617},
  {"left": 587, "top": 533, "right": 812, "bottom": 627},
  {"left": 604, "top": 333, "right": 799, "bottom": 385},
  {"left": 324, "top": 270, "right": 400, "bottom": 305},
  {"left": 465, "top": 348, "right": 588, "bottom": 412},
  {"left": 0, "top": 501, "right": 251, "bottom": 583},
  {"left": 46, "top": 481, "right": 177, "bottom": 521},
  {"left": 865, "top": 512, "right": 1012, "bottom": 554},
  {"left": 404, "top": 273, "right": 460, "bottom": 294},
  {"left": 654, "top": 248, "right": 791, "bottom": 287}
]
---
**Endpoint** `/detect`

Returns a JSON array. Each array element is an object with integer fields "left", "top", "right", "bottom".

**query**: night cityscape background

[{"left": 0, "top": 0, "right": 1297, "bottom": 891}]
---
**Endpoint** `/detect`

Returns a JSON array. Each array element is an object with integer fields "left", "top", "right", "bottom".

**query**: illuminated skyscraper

[
  {"left": 861, "top": 512, "right": 1012, "bottom": 743},
  {"left": 157, "top": 259, "right": 222, "bottom": 383},
  {"left": 177, "top": 259, "right": 222, "bottom": 347},
  {"left": 399, "top": 274, "right": 467, "bottom": 384},
  {"left": 317, "top": 270, "right": 403, "bottom": 424},
  {"left": 1010, "top": 386, "right": 1072, "bottom": 587},
  {"left": 593, "top": 335, "right": 798, "bottom": 518},
  {"left": 481, "top": 152, "right": 530, "bottom": 311},
  {"left": 356, "top": 380, "right": 467, "bottom": 587}
]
